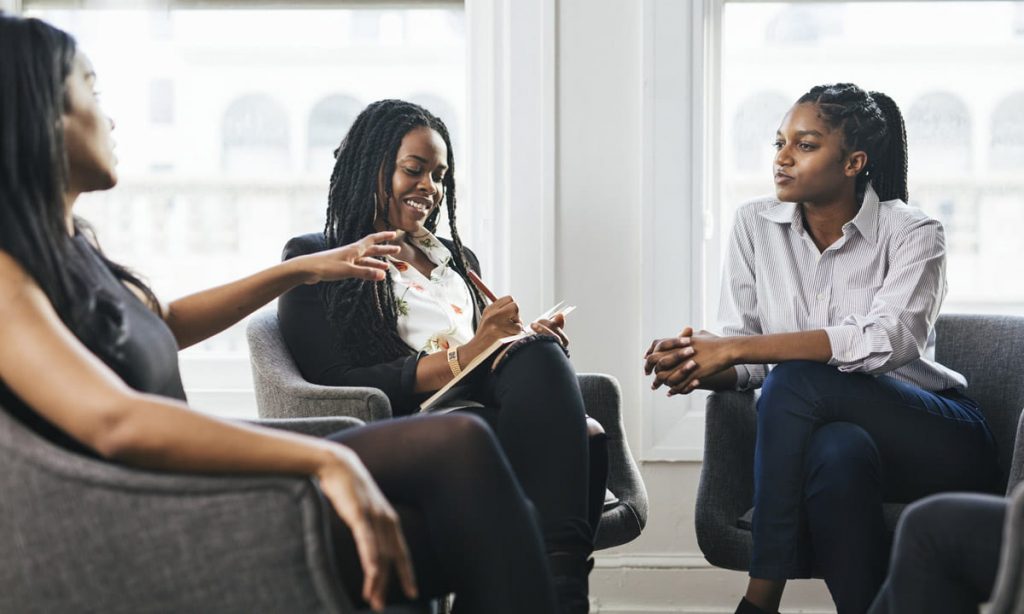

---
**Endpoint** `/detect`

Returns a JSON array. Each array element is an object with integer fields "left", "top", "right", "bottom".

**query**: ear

[{"left": 844, "top": 150, "right": 868, "bottom": 177}]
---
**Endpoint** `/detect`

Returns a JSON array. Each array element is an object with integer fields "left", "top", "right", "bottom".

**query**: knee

[
  {"left": 896, "top": 494, "right": 976, "bottom": 546},
  {"left": 804, "top": 422, "right": 880, "bottom": 492},
  {"left": 438, "top": 413, "right": 501, "bottom": 456}
]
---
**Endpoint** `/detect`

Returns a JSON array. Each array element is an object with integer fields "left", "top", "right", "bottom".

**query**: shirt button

[{"left": 816, "top": 293, "right": 826, "bottom": 302}]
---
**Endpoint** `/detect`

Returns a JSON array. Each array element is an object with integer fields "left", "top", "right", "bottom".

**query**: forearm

[
  {"left": 412, "top": 337, "right": 491, "bottom": 393},
  {"left": 730, "top": 330, "right": 832, "bottom": 365},
  {"left": 167, "top": 259, "right": 310, "bottom": 349},
  {"left": 100, "top": 391, "right": 342, "bottom": 475}
]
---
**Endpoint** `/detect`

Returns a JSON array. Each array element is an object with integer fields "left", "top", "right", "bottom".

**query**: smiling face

[
  {"left": 376, "top": 126, "right": 448, "bottom": 236},
  {"left": 772, "top": 102, "right": 865, "bottom": 205},
  {"left": 62, "top": 52, "right": 117, "bottom": 195}
]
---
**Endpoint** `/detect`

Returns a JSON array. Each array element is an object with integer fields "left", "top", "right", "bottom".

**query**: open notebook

[{"left": 418, "top": 301, "right": 576, "bottom": 412}]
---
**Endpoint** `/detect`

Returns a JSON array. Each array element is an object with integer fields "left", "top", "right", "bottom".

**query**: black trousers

[
  {"left": 459, "top": 335, "right": 598, "bottom": 558},
  {"left": 325, "top": 412, "right": 558, "bottom": 614},
  {"left": 868, "top": 492, "right": 1005, "bottom": 614}
]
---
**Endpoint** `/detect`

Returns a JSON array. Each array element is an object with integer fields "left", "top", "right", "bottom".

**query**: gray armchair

[
  {"left": 246, "top": 309, "right": 648, "bottom": 550},
  {"left": 0, "top": 407, "right": 376, "bottom": 613},
  {"left": 695, "top": 313, "right": 1024, "bottom": 571}
]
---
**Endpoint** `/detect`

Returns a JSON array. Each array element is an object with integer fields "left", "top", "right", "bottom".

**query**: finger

[
  {"left": 349, "top": 520, "right": 382, "bottom": 608},
  {"left": 551, "top": 313, "right": 565, "bottom": 329},
  {"left": 664, "top": 359, "right": 698, "bottom": 387},
  {"left": 356, "top": 257, "right": 390, "bottom": 270},
  {"left": 654, "top": 337, "right": 687, "bottom": 354},
  {"left": 363, "top": 244, "right": 401, "bottom": 257},
  {"left": 366, "top": 518, "right": 393, "bottom": 611},
  {"left": 679, "top": 325, "right": 694, "bottom": 337},
  {"left": 652, "top": 359, "right": 696, "bottom": 389},
  {"left": 364, "top": 230, "right": 399, "bottom": 245},
  {"left": 391, "top": 526, "right": 418, "bottom": 599},
  {"left": 532, "top": 322, "right": 568, "bottom": 347},
  {"left": 348, "top": 266, "right": 387, "bottom": 282},
  {"left": 644, "top": 339, "right": 659, "bottom": 359}
]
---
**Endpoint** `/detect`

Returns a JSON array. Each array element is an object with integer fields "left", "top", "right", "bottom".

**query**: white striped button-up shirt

[{"left": 718, "top": 183, "right": 966, "bottom": 392}]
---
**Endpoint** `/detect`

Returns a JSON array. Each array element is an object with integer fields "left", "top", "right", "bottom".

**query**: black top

[
  {"left": 278, "top": 232, "right": 480, "bottom": 416},
  {"left": 0, "top": 234, "right": 185, "bottom": 457}
]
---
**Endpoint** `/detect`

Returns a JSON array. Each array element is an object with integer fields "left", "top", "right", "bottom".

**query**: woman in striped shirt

[{"left": 645, "top": 83, "right": 1000, "bottom": 614}]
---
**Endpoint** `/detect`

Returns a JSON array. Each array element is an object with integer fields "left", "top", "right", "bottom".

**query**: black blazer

[{"left": 278, "top": 232, "right": 481, "bottom": 416}]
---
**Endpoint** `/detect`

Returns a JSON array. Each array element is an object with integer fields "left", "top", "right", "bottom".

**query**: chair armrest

[
  {"left": 984, "top": 482, "right": 1024, "bottom": 614},
  {"left": 577, "top": 373, "right": 649, "bottom": 548},
  {"left": 250, "top": 416, "right": 366, "bottom": 438},
  {"left": 0, "top": 428, "right": 351, "bottom": 613},
  {"left": 1006, "top": 407, "right": 1024, "bottom": 495},
  {"left": 255, "top": 377, "right": 393, "bottom": 424},
  {"left": 695, "top": 390, "right": 757, "bottom": 571}
]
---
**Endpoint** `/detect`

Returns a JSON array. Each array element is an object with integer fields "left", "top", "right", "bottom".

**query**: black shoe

[
  {"left": 548, "top": 553, "right": 593, "bottom": 614},
  {"left": 735, "top": 597, "right": 779, "bottom": 614}
]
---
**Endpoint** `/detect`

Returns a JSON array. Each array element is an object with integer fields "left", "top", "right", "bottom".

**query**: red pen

[{"left": 467, "top": 270, "right": 499, "bottom": 303}]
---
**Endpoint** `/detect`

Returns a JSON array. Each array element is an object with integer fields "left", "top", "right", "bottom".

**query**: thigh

[{"left": 763, "top": 362, "right": 998, "bottom": 499}]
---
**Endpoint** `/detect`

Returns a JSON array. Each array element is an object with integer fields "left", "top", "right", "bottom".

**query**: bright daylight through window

[
  {"left": 26, "top": 6, "right": 467, "bottom": 370},
  {"left": 719, "top": 1, "right": 1024, "bottom": 316}
]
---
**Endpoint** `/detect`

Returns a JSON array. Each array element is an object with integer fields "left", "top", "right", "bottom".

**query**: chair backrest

[{"left": 935, "top": 313, "right": 1024, "bottom": 484}]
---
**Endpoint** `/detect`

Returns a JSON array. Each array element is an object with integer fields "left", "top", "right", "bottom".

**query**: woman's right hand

[
  {"left": 316, "top": 447, "right": 417, "bottom": 611},
  {"left": 469, "top": 296, "right": 524, "bottom": 349}
]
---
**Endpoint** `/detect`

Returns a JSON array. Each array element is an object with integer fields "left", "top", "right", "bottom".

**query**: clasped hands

[{"left": 644, "top": 326, "right": 736, "bottom": 395}]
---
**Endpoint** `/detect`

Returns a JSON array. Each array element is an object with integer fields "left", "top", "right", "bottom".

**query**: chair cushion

[{"left": 737, "top": 502, "right": 907, "bottom": 532}]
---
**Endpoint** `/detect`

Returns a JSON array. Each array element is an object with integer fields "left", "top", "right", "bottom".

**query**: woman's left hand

[
  {"left": 300, "top": 231, "right": 402, "bottom": 284},
  {"left": 530, "top": 313, "right": 569, "bottom": 348},
  {"left": 651, "top": 331, "right": 737, "bottom": 395}
]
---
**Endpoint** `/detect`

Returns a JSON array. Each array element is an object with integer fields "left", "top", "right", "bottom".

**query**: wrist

[
  {"left": 726, "top": 336, "right": 747, "bottom": 365},
  {"left": 285, "top": 255, "right": 319, "bottom": 285}
]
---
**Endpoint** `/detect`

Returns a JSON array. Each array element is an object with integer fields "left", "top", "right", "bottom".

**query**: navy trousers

[{"left": 750, "top": 361, "right": 1000, "bottom": 614}]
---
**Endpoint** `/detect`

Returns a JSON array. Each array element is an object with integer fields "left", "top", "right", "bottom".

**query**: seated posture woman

[
  {"left": 644, "top": 83, "right": 1000, "bottom": 614},
  {"left": 278, "top": 99, "right": 602, "bottom": 613},
  {"left": 0, "top": 15, "right": 559, "bottom": 613}
]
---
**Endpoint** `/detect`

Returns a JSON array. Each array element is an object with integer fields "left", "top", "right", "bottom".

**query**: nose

[
  {"left": 774, "top": 144, "right": 792, "bottom": 168},
  {"left": 418, "top": 173, "right": 438, "bottom": 195}
]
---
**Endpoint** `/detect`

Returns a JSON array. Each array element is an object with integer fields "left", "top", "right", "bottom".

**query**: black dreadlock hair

[
  {"left": 320, "top": 99, "right": 484, "bottom": 366},
  {"left": 0, "top": 14, "right": 157, "bottom": 362},
  {"left": 797, "top": 83, "right": 909, "bottom": 203}
]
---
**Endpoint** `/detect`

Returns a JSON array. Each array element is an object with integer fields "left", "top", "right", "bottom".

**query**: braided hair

[
  {"left": 320, "top": 99, "right": 484, "bottom": 366},
  {"left": 797, "top": 83, "right": 909, "bottom": 202}
]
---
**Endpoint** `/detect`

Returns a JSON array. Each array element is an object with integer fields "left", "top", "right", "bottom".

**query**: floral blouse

[{"left": 389, "top": 230, "right": 477, "bottom": 354}]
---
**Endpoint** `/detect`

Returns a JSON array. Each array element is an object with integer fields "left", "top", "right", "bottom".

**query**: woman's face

[
  {"left": 62, "top": 52, "right": 117, "bottom": 195},
  {"left": 773, "top": 102, "right": 865, "bottom": 205},
  {"left": 377, "top": 126, "right": 448, "bottom": 235}
]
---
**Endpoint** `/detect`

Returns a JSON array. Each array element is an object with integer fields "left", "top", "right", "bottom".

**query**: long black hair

[
  {"left": 0, "top": 14, "right": 155, "bottom": 359},
  {"left": 797, "top": 83, "right": 909, "bottom": 202},
  {"left": 320, "top": 99, "right": 484, "bottom": 366}
]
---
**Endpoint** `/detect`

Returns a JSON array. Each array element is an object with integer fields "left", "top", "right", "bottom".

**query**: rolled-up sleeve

[
  {"left": 717, "top": 209, "right": 769, "bottom": 390},
  {"left": 823, "top": 217, "right": 946, "bottom": 375}
]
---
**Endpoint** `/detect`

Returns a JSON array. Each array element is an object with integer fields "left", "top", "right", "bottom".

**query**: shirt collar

[
  {"left": 757, "top": 182, "right": 881, "bottom": 245},
  {"left": 387, "top": 229, "right": 453, "bottom": 278}
]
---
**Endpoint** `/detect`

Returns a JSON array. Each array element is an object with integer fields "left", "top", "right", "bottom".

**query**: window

[
  {"left": 28, "top": 4, "right": 467, "bottom": 416},
  {"left": 719, "top": 1, "right": 1024, "bottom": 317}
]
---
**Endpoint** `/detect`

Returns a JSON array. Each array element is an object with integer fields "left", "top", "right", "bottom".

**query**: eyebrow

[
  {"left": 776, "top": 129, "right": 824, "bottom": 138},
  {"left": 403, "top": 154, "right": 448, "bottom": 170}
]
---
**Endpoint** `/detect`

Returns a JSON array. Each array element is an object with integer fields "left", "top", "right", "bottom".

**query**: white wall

[{"left": 551, "top": 1, "right": 834, "bottom": 611}]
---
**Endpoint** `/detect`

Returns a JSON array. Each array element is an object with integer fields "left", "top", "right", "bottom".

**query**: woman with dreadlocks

[
  {"left": 644, "top": 84, "right": 1000, "bottom": 614},
  {"left": 0, "top": 15, "right": 559, "bottom": 613},
  {"left": 278, "top": 99, "right": 599, "bottom": 613}
]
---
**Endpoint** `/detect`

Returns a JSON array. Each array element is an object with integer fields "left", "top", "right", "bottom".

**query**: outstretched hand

[
  {"left": 301, "top": 231, "right": 402, "bottom": 284},
  {"left": 317, "top": 447, "right": 417, "bottom": 611}
]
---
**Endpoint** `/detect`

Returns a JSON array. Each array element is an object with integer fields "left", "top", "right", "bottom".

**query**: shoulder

[
  {"left": 0, "top": 250, "right": 54, "bottom": 321},
  {"left": 282, "top": 232, "right": 328, "bottom": 261},
  {"left": 730, "top": 195, "right": 788, "bottom": 240},
  {"left": 438, "top": 237, "right": 480, "bottom": 273},
  {"left": 876, "top": 199, "right": 942, "bottom": 240}
]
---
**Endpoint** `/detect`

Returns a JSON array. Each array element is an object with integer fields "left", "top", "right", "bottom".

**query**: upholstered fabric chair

[
  {"left": 0, "top": 406, "right": 441, "bottom": 613},
  {"left": 246, "top": 309, "right": 648, "bottom": 550},
  {"left": 695, "top": 313, "right": 1024, "bottom": 572}
]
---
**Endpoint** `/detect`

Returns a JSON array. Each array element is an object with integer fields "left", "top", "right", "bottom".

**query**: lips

[{"left": 774, "top": 171, "right": 794, "bottom": 185}]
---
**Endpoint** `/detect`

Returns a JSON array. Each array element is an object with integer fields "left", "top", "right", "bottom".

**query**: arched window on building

[
  {"left": 732, "top": 91, "right": 790, "bottom": 173},
  {"left": 222, "top": 93, "right": 290, "bottom": 174},
  {"left": 991, "top": 92, "right": 1024, "bottom": 170},
  {"left": 306, "top": 94, "right": 363, "bottom": 174},
  {"left": 906, "top": 91, "right": 972, "bottom": 172}
]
